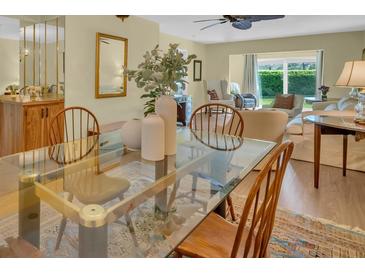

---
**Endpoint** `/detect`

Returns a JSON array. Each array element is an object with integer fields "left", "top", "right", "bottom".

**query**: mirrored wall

[{"left": 19, "top": 16, "right": 65, "bottom": 94}]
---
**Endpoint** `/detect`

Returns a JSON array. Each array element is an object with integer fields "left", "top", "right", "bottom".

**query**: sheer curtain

[
  {"left": 242, "top": 54, "right": 260, "bottom": 105},
  {"left": 315, "top": 50, "right": 324, "bottom": 98}
]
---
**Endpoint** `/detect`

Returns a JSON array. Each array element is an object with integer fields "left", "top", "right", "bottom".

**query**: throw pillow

[
  {"left": 273, "top": 94, "right": 294, "bottom": 110},
  {"left": 208, "top": 89, "right": 219, "bottom": 100}
]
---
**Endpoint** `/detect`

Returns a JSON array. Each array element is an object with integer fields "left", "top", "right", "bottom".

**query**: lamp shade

[{"left": 336, "top": 61, "right": 365, "bottom": 88}]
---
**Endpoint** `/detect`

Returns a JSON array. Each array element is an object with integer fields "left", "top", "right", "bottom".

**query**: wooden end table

[{"left": 305, "top": 115, "right": 365, "bottom": 188}]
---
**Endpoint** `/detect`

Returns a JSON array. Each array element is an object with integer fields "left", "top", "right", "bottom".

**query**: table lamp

[{"left": 336, "top": 60, "right": 365, "bottom": 124}]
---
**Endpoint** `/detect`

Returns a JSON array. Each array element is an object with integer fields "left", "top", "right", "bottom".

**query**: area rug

[{"left": 230, "top": 193, "right": 365, "bottom": 258}]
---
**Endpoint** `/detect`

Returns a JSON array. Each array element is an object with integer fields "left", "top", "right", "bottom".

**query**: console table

[{"left": 304, "top": 115, "right": 365, "bottom": 188}]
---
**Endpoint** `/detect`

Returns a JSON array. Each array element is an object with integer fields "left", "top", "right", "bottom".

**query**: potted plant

[
  {"left": 124, "top": 43, "right": 196, "bottom": 116},
  {"left": 318, "top": 85, "right": 330, "bottom": 101},
  {"left": 125, "top": 43, "right": 196, "bottom": 156}
]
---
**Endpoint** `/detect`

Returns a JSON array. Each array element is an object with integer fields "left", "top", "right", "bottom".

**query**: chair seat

[
  {"left": 65, "top": 174, "right": 130, "bottom": 205},
  {"left": 176, "top": 212, "right": 265, "bottom": 258}
]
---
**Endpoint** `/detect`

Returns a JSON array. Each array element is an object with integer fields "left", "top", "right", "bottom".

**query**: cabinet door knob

[
  {"left": 41, "top": 108, "right": 44, "bottom": 118},
  {"left": 46, "top": 108, "right": 49, "bottom": 118}
]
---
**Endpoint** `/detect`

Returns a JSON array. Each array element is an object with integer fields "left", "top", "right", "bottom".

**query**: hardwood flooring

[{"left": 234, "top": 159, "right": 365, "bottom": 230}]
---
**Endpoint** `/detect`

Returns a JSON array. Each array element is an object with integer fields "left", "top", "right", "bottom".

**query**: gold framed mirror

[{"left": 95, "top": 32, "right": 128, "bottom": 98}]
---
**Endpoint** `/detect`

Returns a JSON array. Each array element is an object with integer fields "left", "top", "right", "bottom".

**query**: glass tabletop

[
  {"left": 304, "top": 115, "right": 365, "bottom": 133},
  {"left": 0, "top": 128, "right": 275, "bottom": 258}
]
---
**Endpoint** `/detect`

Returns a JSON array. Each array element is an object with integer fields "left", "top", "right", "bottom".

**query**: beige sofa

[{"left": 286, "top": 96, "right": 365, "bottom": 172}]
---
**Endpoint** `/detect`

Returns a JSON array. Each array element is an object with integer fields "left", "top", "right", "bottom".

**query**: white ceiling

[{"left": 141, "top": 15, "right": 365, "bottom": 44}]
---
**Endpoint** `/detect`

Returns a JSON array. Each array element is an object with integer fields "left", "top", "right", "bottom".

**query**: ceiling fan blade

[
  {"left": 200, "top": 20, "right": 227, "bottom": 30},
  {"left": 244, "top": 15, "right": 285, "bottom": 22},
  {"left": 194, "top": 18, "right": 226, "bottom": 23},
  {"left": 232, "top": 20, "right": 252, "bottom": 30}
]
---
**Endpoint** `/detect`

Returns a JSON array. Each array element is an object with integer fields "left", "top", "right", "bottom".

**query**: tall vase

[
  {"left": 155, "top": 95, "right": 177, "bottom": 155},
  {"left": 141, "top": 114, "right": 165, "bottom": 161}
]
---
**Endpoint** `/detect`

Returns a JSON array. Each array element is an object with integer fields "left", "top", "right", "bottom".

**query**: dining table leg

[
  {"left": 78, "top": 204, "right": 108, "bottom": 258},
  {"left": 343, "top": 134, "right": 348, "bottom": 177},
  {"left": 155, "top": 156, "right": 168, "bottom": 217},
  {"left": 18, "top": 173, "right": 40, "bottom": 248},
  {"left": 314, "top": 124, "right": 321, "bottom": 189}
]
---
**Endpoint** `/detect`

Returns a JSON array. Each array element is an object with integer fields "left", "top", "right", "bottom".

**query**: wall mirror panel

[
  {"left": 18, "top": 16, "right": 65, "bottom": 95},
  {"left": 95, "top": 32, "right": 128, "bottom": 98}
]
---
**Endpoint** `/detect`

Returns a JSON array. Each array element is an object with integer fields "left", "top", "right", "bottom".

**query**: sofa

[
  {"left": 203, "top": 80, "right": 234, "bottom": 107},
  {"left": 263, "top": 94, "right": 304, "bottom": 118},
  {"left": 286, "top": 96, "right": 365, "bottom": 172}
]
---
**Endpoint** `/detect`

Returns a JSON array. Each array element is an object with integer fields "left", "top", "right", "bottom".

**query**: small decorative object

[
  {"left": 120, "top": 118, "right": 142, "bottom": 150},
  {"left": 141, "top": 114, "right": 165, "bottom": 161},
  {"left": 28, "top": 86, "right": 37, "bottom": 99},
  {"left": 318, "top": 85, "right": 329, "bottom": 101},
  {"left": 354, "top": 92, "right": 365, "bottom": 124},
  {"left": 155, "top": 95, "right": 177, "bottom": 155},
  {"left": 193, "top": 60, "right": 202, "bottom": 81},
  {"left": 336, "top": 60, "right": 365, "bottom": 124},
  {"left": 124, "top": 43, "right": 196, "bottom": 116}
]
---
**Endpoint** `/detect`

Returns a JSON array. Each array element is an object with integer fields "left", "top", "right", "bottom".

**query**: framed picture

[{"left": 193, "top": 60, "right": 202, "bottom": 81}]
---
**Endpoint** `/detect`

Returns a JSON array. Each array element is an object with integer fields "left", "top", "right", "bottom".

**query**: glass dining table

[{"left": 0, "top": 127, "right": 275, "bottom": 258}]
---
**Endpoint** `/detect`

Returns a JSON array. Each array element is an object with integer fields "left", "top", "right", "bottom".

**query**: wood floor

[{"left": 234, "top": 159, "right": 365, "bottom": 230}]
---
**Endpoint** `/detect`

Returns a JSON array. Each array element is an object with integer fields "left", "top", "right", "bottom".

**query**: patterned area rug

[{"left": 230, "top": 193, "right": 365, "bottom": 258}]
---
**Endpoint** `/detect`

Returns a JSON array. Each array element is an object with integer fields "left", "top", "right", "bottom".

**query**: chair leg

[
  {"left": 227, "top": 195, "right": 236, "bottom": 222},
  {"left": 55, "top": 193, "right": 73, "bottom": 251},
  {"left": 191, "top": 175, "right": 198, "bottom": 202},
  {"left": 173, "top": 251, "right": 183, "bottom": 258},
  {"left": 55, "top": 218, "right": 67, "bottom": 250},
  {"left": 125, "top": 213, "right": 139, "bottom": 247}
]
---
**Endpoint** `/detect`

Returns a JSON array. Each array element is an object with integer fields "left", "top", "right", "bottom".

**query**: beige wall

[
  {"left": 207, "top": 31, "right": 365, "bottom": 98},
  {"left": 0, "top": 39, "right": 19, "bottom": 93},
  {"left": 228, "top": 54, "right": 244, "bottom": 89},
  {"left": 65, "top": 15, "right": 160, "bottom": 124},
  {"left": 159, "top": 33, "right": 207, "bottom": 109}
]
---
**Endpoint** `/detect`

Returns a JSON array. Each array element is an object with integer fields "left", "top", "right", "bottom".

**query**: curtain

[
  {"left": 315, "top": 50, "right": 324, "bottom": 98},
  {"left": 242, "top": 54, "right": 260, "bottom": 105}
]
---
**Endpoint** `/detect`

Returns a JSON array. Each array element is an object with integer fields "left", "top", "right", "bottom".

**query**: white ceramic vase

[
  {"left": 141, "top": 114, "right": 165, "bottom": 161},
  {"left": 155, "top": 95, "right": 177, "bottom": 155},
  {"left": 121, "top": 118, "right": 142, "bottom": 150}
]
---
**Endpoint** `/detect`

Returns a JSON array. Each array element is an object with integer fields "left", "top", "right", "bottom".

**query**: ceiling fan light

[{"left": 232, "top": 20, "right": 252, "bottom": 30}]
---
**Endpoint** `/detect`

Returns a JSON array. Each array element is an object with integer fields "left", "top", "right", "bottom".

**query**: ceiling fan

[{"left": 194, "top": 15, "right": 285, "bottom": 31}]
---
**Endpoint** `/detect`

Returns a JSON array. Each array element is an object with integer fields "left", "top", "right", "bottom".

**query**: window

[{"left": 258, "top": 50, "right": 321, "bottom": 108}]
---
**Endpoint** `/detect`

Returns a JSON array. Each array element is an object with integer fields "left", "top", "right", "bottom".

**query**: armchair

[
  {"left": 230, "top": 82, "right": 257, "bottom": 109},
  {"left": 204, "top": 80, "right": 235, "bottom": 107},
  {"left": 263, "top": 94, "right": 304, "bottom": 118}
]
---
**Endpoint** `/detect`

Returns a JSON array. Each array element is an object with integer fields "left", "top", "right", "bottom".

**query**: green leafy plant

[{"left": 124, "top": 43, "right": 196, "bottom": 116}]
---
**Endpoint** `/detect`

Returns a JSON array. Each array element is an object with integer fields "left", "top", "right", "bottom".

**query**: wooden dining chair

[
  {"left": 190, "top": 103, "right": 244, "bottom": 137},
  {"left": 175, "top": 140, "right": 294, "bottom": 258},
  {"left": 48, "top": 106, "right": 133, "bottom": 250},
  {"left": 189, "top": 103, "right": 244, "bottom": 221}
]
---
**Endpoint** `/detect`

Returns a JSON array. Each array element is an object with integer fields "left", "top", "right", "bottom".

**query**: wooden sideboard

[{"left": 0, "top": 95, "right": 64, "bottom": 157}]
